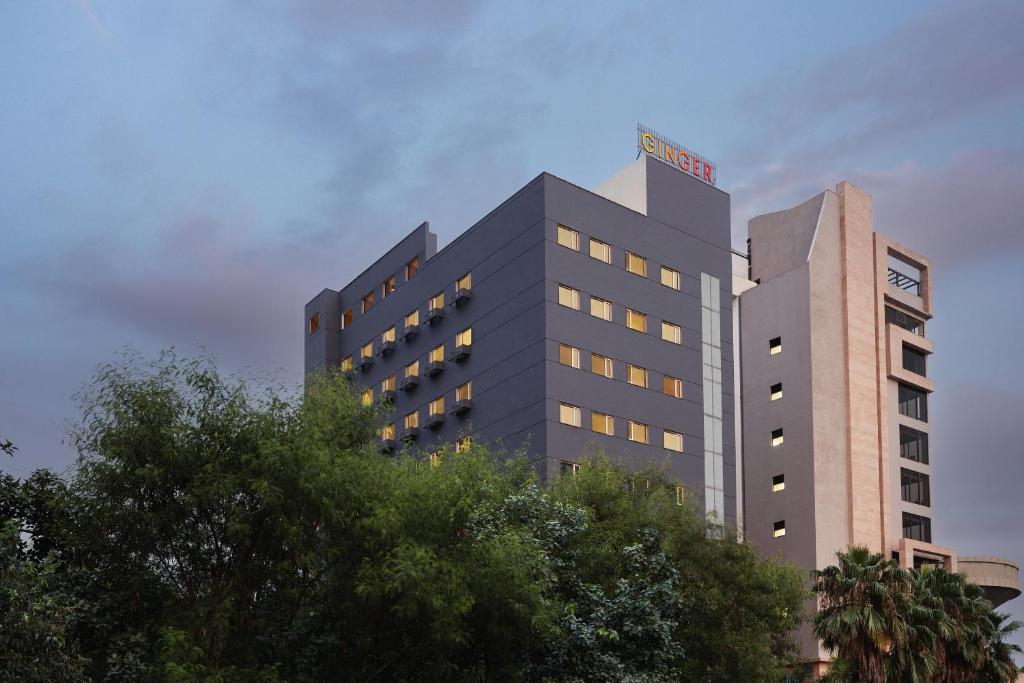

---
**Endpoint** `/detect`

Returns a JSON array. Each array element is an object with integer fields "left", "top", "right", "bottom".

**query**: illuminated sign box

[{"left": 637, "top": 123, "right": 716, "bottom": 187}]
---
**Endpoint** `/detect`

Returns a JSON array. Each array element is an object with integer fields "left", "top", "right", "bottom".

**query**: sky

[{"left": 2, "top": 0, "right": 1023, "bottom": 643}]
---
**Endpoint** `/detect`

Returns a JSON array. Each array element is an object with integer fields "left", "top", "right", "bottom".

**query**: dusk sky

[{"left": 2, "top": 0, "right": 1023, "bottom": 638}]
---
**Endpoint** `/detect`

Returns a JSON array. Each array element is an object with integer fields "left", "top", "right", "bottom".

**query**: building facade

[
  {"left": 305, "top": 154, "right": 738, "bottom": 524},
  {"left": 736, "top": 181, "right": 1020, "bottom": 666}
]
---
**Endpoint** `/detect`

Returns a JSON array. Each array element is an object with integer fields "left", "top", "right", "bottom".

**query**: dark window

[
  {"left": 902, "top": 345, "right": 927, "bottom": 376},
  {"left": 886, "top": 306, "right": 924, "bottom": 336},
  {"left": 900, "top": 468, "right": 931, "bottom": 506},
  {"left": 898, "top": 384, "right": 928, "bottom": 422},
  {"left": 769, "top": 337, "right": 782, "bottom": 355},
  {"left": 560, "top": 460, "right": 580, "bottom": 476},
  {"left": 900, "top": 425, "right": 929, "bottom": 464},
  {"left": 902, "top": 512, "right": 932, "bottom": 543}
]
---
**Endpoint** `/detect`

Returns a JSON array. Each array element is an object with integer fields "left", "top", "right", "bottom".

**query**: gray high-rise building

[{"left": 305, "top": 149, "right": 737, "bottom": 524}]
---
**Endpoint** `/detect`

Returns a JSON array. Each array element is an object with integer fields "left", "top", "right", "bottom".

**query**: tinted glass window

[
  {"left": 898, "top": 384, "right": 928, "bottom": 422},
  {"left": 902, "top": 345, "right": 927, "bottom": 376},
  {"left": 886, "top": 306, "right": 923, "bottom": 335},
  {"left": 900, "top": 468, "right": 931, "bottom": 506},
  {"left": 900, "top": 425, "right": 929, "bottom": 464},
  {"left": 902, "top": 512, "right": 932, "bottom": 542}
]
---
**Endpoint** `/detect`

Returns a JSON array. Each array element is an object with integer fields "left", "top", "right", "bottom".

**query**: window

[
  {"left": 404, "top": 410, "right": 419, "bottom": 429},
  {"left": 898, "top": 384, "right": 928, "bottom": 421},
  {"left": 886, "top": 306, "right": 923, "bottom": 336},
  {"left": 558, "top": 284, "right": 581, "bottom": 310},
  {"left": 627, "top": 420, "right": 648, "bottom": 444},
  {"left": 662, "top": 375, "right": 683, "bottom": 398},
  {"left": 405, "top": 257, "right": 419, "bottom": 281},
  {"left": 382, "top": 275, "right": 396, "bottom": 299},
  {"left": 429, "top": 451, "right": 441, "bottom": 467},
  {"left": 591, "top": 353, "right": 613, "bottom": 378},
  {"left": 773, "top": 521, "right": 786, "bottom": 538},
  {"left": 661, "top": 321, "right": 681, "bottom": 344},
  {"left": 405, "top": 309, "right": 419, "bottom": 328},
  {"left": 625, "top": 251, "right": 647, "bottom": 277},
  {"left": 675, "top": 486, "right": 685, "bottom": 505},
  {"left": 903, "top": 512, "right": 932, "bottom": 543},
  {"left": 771, "top": 428, "right": 784, "bottom": 447},
  {"left": 404, "top": 360, "right": 420, "bottom": 378},
  {"left": 557, "top": 225, "right": 579, "bottom": 250},
  {"left": 769, "top": 337, "right": 782, "bottom": 355},
  {"left": 456, "top": 381, "right": 472, "bottom": 401},
  {"left": 663, "top": 430, "right": 683, "bottom": 452},
  {"left": 900, "top": 425, "right": 929, "bottom": 464},
  {"left": 456, "top": 272, "right": 472, "bottom": 291},
  {"left": 626, "top": 309, "right": 647, "bottom": 333},
  {"left": 341, "top": 356, "right": 353, "bottom": 372},
  {"left": 456, "top": 327, "right": 472, "bottom": 347},
  {"left": 559, "top": 403, "right": 581, "bottom": 427},
  {"left": 381, "top": 423, "right": 395, "bottom": 440},
  {"left": 430, "top": 291, "right": 445, "bottom": 310},
  {"left": 902, "top": 345, "right": 927, "bottom": 376},
  {"left": 901, "top": 468, "right": 931, "bottom": 507},
  {"left": 360, "top": 341, "right": 373, "bottom": 359},
  {"left": 308, "top": 313, "right": 320, "bottom": 334},
  {"left": 361, "top": 291, "right": 374, "bottom": 314},
  {"left": 382, "top": 375, "right": 396, "bottom": 392},
  {"left": 382, "top": 326, "right": 396, "bottom": 343},
  {"left": 429, "top": 396, "right": 445, "bottom": 416},
  {"left": 590, "top": 297, "right": 612, "bottom": 321},
  {"left": 361, "top": 389, "right": 373, "bottom": 406},
  {"left": 589, "top": 238, "right": 611, "bottom": 263},
  {"left": 627, "top": 364, "right": 648, "bottom": 388},
  {"left": 770, "top": 383, "right": 783, "bottom": 401},
  {"left": 342, "top": 309, "right": 353, "bottom": 329},
  {"left": 559, "top": 344, "right": 581, "bottom": 369},
  {"left": 560, "top": 460, "right": 580, "bottom": 476},
  {"left": 772, "top": 474, "right": 785, "bottom": 492},
  {"left": 429, "top": 344, "right": 445, "bottom": 363},
  {"left": 660, "top": 266, "right": 681, "bottom": 290},
  {"left": 456, "top": 436, "right": 471, "bottom": 453},
  {"left": 591, "top": 411, "right": 614, "bottom": 436}
]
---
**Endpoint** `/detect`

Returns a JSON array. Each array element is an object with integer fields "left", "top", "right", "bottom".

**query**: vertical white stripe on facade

[{"left": 701, "top": 273, "right": 725, "bottom": 523}]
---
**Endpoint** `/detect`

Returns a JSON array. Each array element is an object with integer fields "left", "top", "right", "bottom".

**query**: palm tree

[
  {"left": 975, "top": 610, "right": 1023, "bottom": 682},
  {"left": 812, "top": 546, "right": 915, "bottom": 682},
  {"left": 910, "top": 567, "right": 987, "bottom": 682}
]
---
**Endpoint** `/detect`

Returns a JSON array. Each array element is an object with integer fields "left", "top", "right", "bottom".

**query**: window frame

[
  {"left": 591, "top": 411, "right": 614, "bottom": 436},
  {"left": 660, "top": 266, "right": 681, "bottom": 290},
  {"left": 405, "top": 257, "right": 419, "bottom": 281},
  {"left": 591, "top": 353, "right": 613, "bottom": 378},
  {"left": 590, "top": 296, "right": 612, "bottom": 321},
  {"left": 772, "top": 474, "right": 785, "bottom": 492},
  {"left": 456, "top": 381, "right": 472, "bottom": 402},
  {"left": 625, "top": 251, "right": 647, "bottom": 277},
  {"left": 558, "top": 284, "right": 581, "bottom": 310},
  {"left": 429, "top": 396, "right": 445, "bottom": 416},
  {"left": 559, "top": 403, "right": 582, "bottom": 428},
  {"left": 589, "top": 238, "right": 611, "bottom": 263},
  {"left": 771, "top": 428, "right": 784, "bottom": 447},
  {"left": 361, "top": 291, "right": 375, "bottom": 314},
  {"left": 559, "top": 343, "right": 581, "bottom": 369},
  {"left": 626, "top": 308, "right": 647, "bottom": 333},
  {"left": 456, "top": 272, "right": 472, "bottom": 291},
  {"left": 405, "top": 309, "right": 420, "bottom": 328},
  {"left": 663, "top": 430, "right": 683, "bottom": 452},
  {"left": 627, "top": 364, "right": 648, "bottom": 388},
  {"left": 430, "top": 291, "right": 445, "bottom": 310},
  {"left": 557, "top": 225, "right": 580, "bottom": 251},
  {"left": 769, "top": 337, "right": 782, "bottom": 355},
  {"left": 455, "top": 327, "right": 472, "bottom": 347},
  {"left": 429, "top": 344, "right": 445, "bottom": 363},
  {"left": 661, "top": 321, "right": 681, "bottom": 344},
  {"left": 662, "top": 375, "right": 683, "bottom": 398},
  {"left": 627, "top": 420, "right": 649, "bottom": 444},
  {"left": 404, "top": 360, "right": 420, "bottom": 378}
]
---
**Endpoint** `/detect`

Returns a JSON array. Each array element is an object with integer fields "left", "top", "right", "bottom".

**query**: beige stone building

[{"left": 734, "top": 181, "right": 1021, "bottom": 667}]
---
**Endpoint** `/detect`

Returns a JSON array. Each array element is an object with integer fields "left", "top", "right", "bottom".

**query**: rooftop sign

[{"left": 637, "top": 123, "right": 717, "bottom": 187}]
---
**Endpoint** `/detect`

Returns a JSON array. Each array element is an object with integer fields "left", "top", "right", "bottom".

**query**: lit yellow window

[
  {"left": 558, "top": 284, "right": 580, "bottom": 310},
  {"left": 591, "top": 353, "right": 613, "bottom": 378},
  {"left": 456, "top": 272, "right": 472, "bottom": 291},
  {"left": 590, "top": 297, "right": 612, "bottom": 321},
  {"left": 429, "top": 396, "right": 445, "bottom": 416},
  {"left": 661, "top": 321, "right": 681, "bottom": 344},
  {"left": 625, "top": 252, "right": 647, "bottom": 277},
  {"left": 308, "top": 313, "right": 320, "bottom": 334},
  {"left": 381, "top": 423, "right": 395, "bottom": 440},
  {"left": 429, "top": 344, "right": 445, "bottom": 363},
  {"left": 772, "top": 474, "right": 785, "bottom": 492},
  {"left": 405, "top": 257, "right": 419, "bottom": 280},
  {"left": 341, "top": 356, "right": 353, "bottom": 372},
  {"left": 627, "top": 364, "right": 648, "bottom": 388},
  {"left": 382, "top": 275, "right": 396, "bottom": 299},
  {"left": 769, "top": 337, "right": 782, "bottom": 355},
  {"left": 591, "top": 411, "right": 614, "bottom": 436},
  {"left": 382, "top": 375, "right": 396, "bottom": 392},
  {"left": 404, "top": 360, "right": 419, "bottom": 378},
  {"left": 405, "top": 309, "right": 420, "bottom": 327},
  {"left": 663, "top": 430, "right": 683, "bottom": 452},
  {"left": 361, "top": 341, "right": 373, "bottom": 359},
  {"left": 773, "top": 521, "right": 786, "bottom": 538},
  {"left": 675, "top": 485, "right": 685, "bottom": 505},
  {"left": 342, "top": 309, "right": 353, "bottom": 329},
  {"left": 559, "top": 344, "right": 580, "bottom": 369},
  {"left": 361, "top": 389, "right": 373, "bottom": 406},
  {"left": 382, "top": 326, "right": 396, "bottom": 343},
  {"left": 456, "top": 381, "right": 472, "bottom": 401},
  {"left": 628, "top": 420, "right": 648, "bottom": 444},
  {"left": 456, "top": 436, "right": 471, "bottom": 453},
  {"left": 430, "top": 291, "right": 445, "bottom": 310},
  {"left": 771, "top": 428, "right": 784, "bottom": 447},
  {"left": 361, "top": 291, "right": 374, "bottom": 314},
  {"left": 626, "top": 309, "right": 647, "bottom": 333},
  {"left": 404, "top": 411, "right": 419, "bottom": 429},
  {"left": 771, "top": 383, "right": 783, "bottom": 401},
  {"left": 663, "top": 375, "right": 683, "bottom": 398},
  {"left": 589, "top": 238, "right": 611, "bottom": 263},
  {"left": 557, "top": 225, "right": 579, "bottom": 250},
  {"left": 660, "top": 266, "right": 680, "bottom": 290},
  {"left": 559, "top": 403, "right": 581, "bottom": 427},
  {"left": 456, "top": 327, "right": 472, "bottom": 347}
]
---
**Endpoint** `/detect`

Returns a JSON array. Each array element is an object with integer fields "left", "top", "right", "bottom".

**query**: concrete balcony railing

[{"left": 959, "top": 556, "right": 1021, "bottom": 607}]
